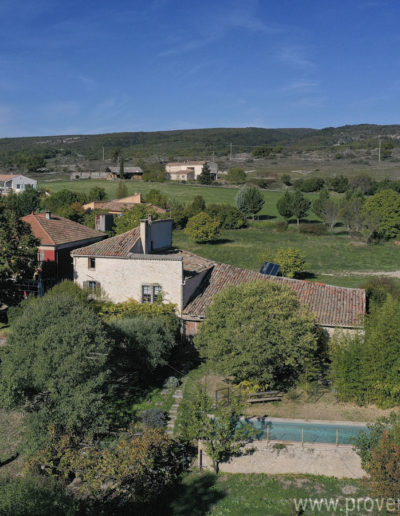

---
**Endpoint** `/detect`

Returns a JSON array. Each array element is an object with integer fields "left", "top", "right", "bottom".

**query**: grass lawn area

[
  {"left": 39, "top": 179, "right": 317, "bottom": 218},
  {"left": 173, "top": 222, "right": 400, "bottom": 288},
  {"left": 169, "top": 472, "right": 370, "bottom": 516}
]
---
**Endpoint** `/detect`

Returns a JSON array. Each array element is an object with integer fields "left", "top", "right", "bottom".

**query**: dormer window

[{"left": 88, "top": 257, "right": 96, "bottom": 269}]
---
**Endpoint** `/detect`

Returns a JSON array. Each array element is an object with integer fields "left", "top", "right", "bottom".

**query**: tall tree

[
  {"left": 0, "top": 288, "right": 111, "bottom": 452},
  {"left": 195, "top": 281, "right": 319, "bottom": 389},
  {"left": 235, "top": 185, "right": 265, "bottom": 219},
  {"left": 320, "top": 198, "right": 341, "bottom": 232},
  {"left": 276, "top": 191, "right": 294, "bottom": 222},
  {"left": 290, "top": 190, "right": 310, "bottom": 226},
  {"left": 0, "top": 206, "right": 39, "bottom": 303},
  {"left": 198, "top": 163, "right": 213, "bottom": 185},
  {"left": 115, "top": 180, "right": 128, "bottom": 199},
  {"left": 119, "top": 157, "right": 125, "bottom": 179}
]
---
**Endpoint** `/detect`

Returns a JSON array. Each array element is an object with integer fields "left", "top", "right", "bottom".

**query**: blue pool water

[{"left": 242, "top": 419, "right": 368, "bottom": 445}]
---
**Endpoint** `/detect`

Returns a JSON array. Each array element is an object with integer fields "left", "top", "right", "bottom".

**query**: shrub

[
  {"left": 274, "top": 221, "right": 288, "bottom": 232},
  {"left": 163, "top": 376, "right": 180, "bottom": 389},
  {"left": 281, "top": 174, "right": 291, "bottom": 186},
  {"left": 363, "top": 277, "right": 400, "bottom": 307},
  {"left": 184, "top": 212, "right": 220, "bottom": 243},
  {"left": 275, "top": 248, "right": 306, "bottom": 278},
  {"left": 141, "top": 408, "right": 166, "bottom": 429},
  {"left": 206, "top": 204, "right": 246, "bottom": 229},
  {"left": 226, "top": 167, "right": 246, "bottom": 183}
]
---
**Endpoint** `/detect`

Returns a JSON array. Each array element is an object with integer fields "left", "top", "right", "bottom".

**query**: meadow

[{"left": 41, "top": 179, "right": 400, "bottom": 287}]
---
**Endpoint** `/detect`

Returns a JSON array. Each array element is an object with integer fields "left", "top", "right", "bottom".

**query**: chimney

[
  {"left": 140, "top": 218, "right": 151, "bottom": 254},
  {"left": 45, "top": 211, "right": 51, "bottom": 220}
]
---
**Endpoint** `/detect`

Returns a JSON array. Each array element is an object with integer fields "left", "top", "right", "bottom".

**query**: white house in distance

[
  {"left": 165, "top": 161, "right": 218, "bottom": 181},
  {"left": 72, "top": 216, "right": 366, "bottom": 337},
  {"left": 0, "top": 174, "right": 37, "bottom": 194}
]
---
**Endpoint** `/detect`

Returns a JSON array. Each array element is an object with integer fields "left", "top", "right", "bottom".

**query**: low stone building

[
  {"left": 166, "top": 161, "right": 218, "bottom": 181},
  {"left": 72, "top": 219, "right": 365, "bottom": 334},
  {"left": 0, "top": 174, "right": 37, "bottom": 194}
]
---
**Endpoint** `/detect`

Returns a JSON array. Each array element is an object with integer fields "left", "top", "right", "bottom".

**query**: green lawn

[
  {"left": 169, "top": 472, "right": 370, "bottom": 516},
  {"left": 173, "top": 222, "right": 400, "bottom": 288},
  {"left": 39, "top": 179, "right": 317, "bottom": 218}
]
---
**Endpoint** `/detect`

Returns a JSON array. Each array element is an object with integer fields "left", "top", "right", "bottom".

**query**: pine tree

[
  {"left": 291, "top": 190, "right": 310, "bottom": 226},
  {"left": 116, "top": 181, "right": 128, "bottom": 199},
  {"left": 198, "top": 163, "right": 213, "bottom": 185},
  {"left": 276, "top": 191, "right": 294, "bottom": 222},
  {"left": 119, "top": 157, "right": 125, "bottom": 179}
]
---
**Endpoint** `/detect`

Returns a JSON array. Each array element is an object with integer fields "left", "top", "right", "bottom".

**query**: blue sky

[{"left": 0, "top": 0, "right": 399, "bottom": 136}]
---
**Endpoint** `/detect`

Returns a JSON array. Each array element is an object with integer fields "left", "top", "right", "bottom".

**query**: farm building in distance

[
  {"left": 72, "top": 217, "right": 365, "bottom": 336},
  {"left": 70, "top": 166, "right": 143, "bottom": 181},
  {"left": 166, "top": 161, "right": 218, "bottom": 181},
  {"left": 0, "top": 174, "right": 37, "bottom": 194}
]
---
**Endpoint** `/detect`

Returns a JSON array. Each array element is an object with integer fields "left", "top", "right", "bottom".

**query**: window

[
  {"left": 153, "top": 285, "right": 161, "bottom": 301},
  {"left": 16, "top": 184, "right": 21, "bottom": 189},
  {"left": 88, "top": 257, "right": 96, "bottom": 269},
  {"left": 142, "top": 284, "right": 161, "bottom": 303},
  {"left": 83, "top": 280, "right": 100, "bottom": 296},
  {"left": 142, "top": 285, "right": 152, "bottom": 303}
]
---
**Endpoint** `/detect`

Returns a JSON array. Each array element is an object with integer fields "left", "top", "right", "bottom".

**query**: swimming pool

[{"left": 241, "top": 418, "right": 368, "bottom": 445}]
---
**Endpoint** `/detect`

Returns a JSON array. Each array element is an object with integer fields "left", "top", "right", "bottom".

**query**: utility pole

[
  {"left": 378, "top": 139, "right": 381, "bottom": 162},
  {"left": 230, "top": 143, "right": 232, "bottom": 161}
]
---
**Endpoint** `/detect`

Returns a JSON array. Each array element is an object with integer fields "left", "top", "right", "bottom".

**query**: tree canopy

[
  {"left": 361, "top": 189, "right": 400, "bottom": 239},
  {"left": 235, "top": 185, "right": 265, "bottom": 219},
  {"left": 195, "top": 281, "right": 320, "bottom": 389},
  {"left": 184, "top": 212, "right": 220, "bottom": 243}
]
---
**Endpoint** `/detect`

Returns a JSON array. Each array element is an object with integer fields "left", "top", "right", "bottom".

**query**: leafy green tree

[
  {"left": 290, "top": 190, "right": 310, "bottom": 226},
  {"left": 184, "top": 212, "right": 220, "bottom": 243},
  {"left": 275, "top": 248, "right": 306, "bottom": 278},
  {"left": 327, "top": 175, "right": 349, "bottom": 193},
  {"left": 0, "top": 290, "right": 111, "bottom": 453},
  {"left": 339, "top": 194, "right": 364, "bottom": 234},
  {"left": 276, "top": 191, "right": 294, "bottom": 221},
  {"left": 198, "top": 163, "right": 213, "bottom": 185},
  {"left": 41, "top": 189, "right": 86, "bottom": 214},
  {"left": 87, "top": 186, "right": 107, "bottom": 202},
  {"left": 0, "top": 206, "right": 39, "bottom": 303},
  {"left": 0, "top": 475, "right": 79, "bottom": 516},
  {"left": 226, "top": 167, "right": 246, "bottom": 184},
  {"left": 319, "top": 198, "right": 341, "bottom": 232},
  {"left": 361, "top": 189, "right": 400, "bottom": 239},
  {"left": 1, "top": 189, "right": 42, "bottom": 217},
  {"left": 142, "top": 162, "right": 167, "bottom": 182},
  {"left": 252, "top": 144, "right": 272, "bottom": 158},
  {"left": 195, "top": 281, "right": 319, "bottom": 389},
  {"left": 144, "top": 189, "right": 168, "bottom": 209},
  {"left": 349, "top": 173, "right": 375, "bottom": 195},
  {"left": 114, "top": 204, "right": 159, "bottom": 234},
  {"left": 184, "top": 195, "right": 206, "bottom": 218},
  {"left": 281, "top": 174, "right": 291, "bottom": 186},
  {"left": 52, "top": 429, "right": 190, "bottom": 509},
  {"left": 235, "top": 185, "right": 265, "bottom": 219},
  {"left": 179, "top": 387, "right": 254, "bottom": 473},
  {"left": 115, "top": 180, "right": 128, "bottom": 199},
  {"left": 312, "top": 188, "right": 330, "bottom": 218},
  {"left": 26, "top": 155, "right": 46, "bottom": 173},
  {"left": 206, "top": 204, "right": 246, "bottom": 229},
  {"left": 108, "top": 316, "right": 177, "bottom": 379}
]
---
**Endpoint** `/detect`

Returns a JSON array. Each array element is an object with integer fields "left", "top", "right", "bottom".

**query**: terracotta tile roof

[
  {"left": 71, "top": 227, "right": 140, "bottom": 257},
  {"left": 183, "top": 262, "right": 365, "bottom": 328},
  {"left": 21, "top": 213, "right": 105, "bottom": 247},
  {"left": 0, "top": 174, "right": 18, "bottom": 181},
  {"left": 166, "top": 161, "right": 206, "bottom": 167}
]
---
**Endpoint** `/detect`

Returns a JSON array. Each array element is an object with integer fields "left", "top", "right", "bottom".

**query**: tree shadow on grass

[
  {"left": 295, "top": 271, "right": 316, "bottom": 280},
  {"left": 257, "top": 214, "right": 276, "bottom": 221},
  {"left": 208, "top": 239, "right": 233, "bottom": 245},
  {"left": 166, "top": 472, "right": 226, "bottom": 516}
]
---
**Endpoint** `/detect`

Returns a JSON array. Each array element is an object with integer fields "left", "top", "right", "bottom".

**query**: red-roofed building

[
  {"left": 22, "top": 212, "right": 105, "bottom": 279},
  {"left": 71, "top": 218, "right": 366, "bottom": 335}
]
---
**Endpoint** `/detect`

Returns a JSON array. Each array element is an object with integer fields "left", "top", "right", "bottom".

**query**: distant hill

[{"left": 1, "top": 124, "right": 400, "bottom": 171}]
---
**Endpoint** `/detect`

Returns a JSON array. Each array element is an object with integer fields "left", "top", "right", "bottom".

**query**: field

[
  {"left": 169, "top": 472, "right": 370, "bottom": 516},
  {"left": 173, "top": 222, "right": 400, "bottom": 288},
  {"left": 39, "top": 178, "right": 305, "bottom": 218}
]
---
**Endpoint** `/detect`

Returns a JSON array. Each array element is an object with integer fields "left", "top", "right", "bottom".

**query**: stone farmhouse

[
  {"left": 70, "top": 167, "right": 143, "bottom": 181},
  {"left": 22, "top": 211, "right": 105, "bottom": 279},
  {"left": 165, "top": 161, "right": 218, "bottom": 181},
  {"left": 0, "top": 174, "right": 37, "bottom": 195},
  {"left": 72, "top": 218, "right": 365, "bottom": 336}
]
